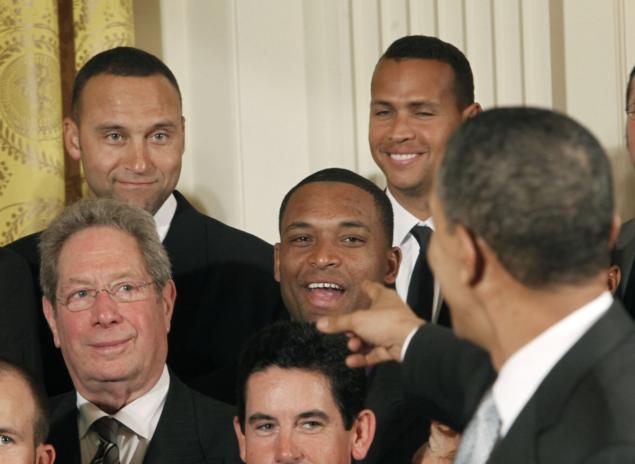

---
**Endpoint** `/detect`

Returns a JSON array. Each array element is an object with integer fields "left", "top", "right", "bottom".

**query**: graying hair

[{"left": 39, "top": 198, "right": 172, "bottom": 303}]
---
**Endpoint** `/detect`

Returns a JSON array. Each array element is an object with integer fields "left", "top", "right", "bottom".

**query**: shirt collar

[
  {"left": 493, "top": 291, "right": 612, "bottom": 436},
  {"left": 77, "top": 365, "right": 171, "bottom": 440},
  {"left": 386, "top": 189, "right": 434, "bottom": 246},
  {"left": 154, "top": 194, "right": 177, "bottom": 242}
]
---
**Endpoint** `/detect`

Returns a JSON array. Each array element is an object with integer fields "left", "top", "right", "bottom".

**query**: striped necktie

[
  {"left": 90, "top": 416, "right": 120, "bottom": 464},
  {"left": 454, "top": 388, "right": 501, "bottom": 464}
]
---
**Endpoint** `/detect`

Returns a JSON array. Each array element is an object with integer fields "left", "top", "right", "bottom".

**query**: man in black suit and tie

[
  {"left": 319, "top": 107, "right": 635, "bottom": 462},
  {"left": 275, "top": 167, "right": 432, "bottom": 463},
  {"left": 0, "top": 247, "right": 43, "bottom": 381},
  {"left": 368, "top": 35, "right": 482, "bottom": 326},
  {"left": 8, "top": 46, "right": 282, "bottom": 402},
  {"left": 39, "top": 198, "right": 240, "bottom": 463}
]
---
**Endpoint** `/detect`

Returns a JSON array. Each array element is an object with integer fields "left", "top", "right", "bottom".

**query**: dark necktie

[
  {"left": 90, "top": 417, "right": 120, "bottom": 464},
  {"left": 407, "top": 225, "right": 434, "bottom": 321}
]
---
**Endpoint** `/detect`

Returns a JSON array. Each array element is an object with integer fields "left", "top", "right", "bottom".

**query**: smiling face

[
  {"left": 0, "top": 371, "right": 55, "bottom": 464},
  {"left": 275, "top": 182, "right": 399, "bottom": 322},
  {"left": 64, "top": 73, "right": 185, "bottom": 215},
  {"left": 42, "top": 226, "right": 175, "bottom": 403},
  {"left": 369, "top": 58, "right": 474, "bottom": 202},
  {"left": 234, "top": 367, "right": 372, "bottom": 464}
]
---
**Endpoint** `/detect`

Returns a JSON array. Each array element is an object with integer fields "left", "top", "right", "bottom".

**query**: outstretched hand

[{"left": 316, "top": 281, "right": 424, "bottom": 367}]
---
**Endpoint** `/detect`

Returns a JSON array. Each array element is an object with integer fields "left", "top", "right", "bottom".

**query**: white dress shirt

[
  {"left": 153, "top": 194, "right": 177, "bottom": 242},
  {"left": 77, "top": 366, "right": 170, "bottom": 464},
  {"left": 492, "top": 291, "right": 612, "bottom": 436},
  {"left": 388, "top": 190, "right": 442, "bottom": 321}
]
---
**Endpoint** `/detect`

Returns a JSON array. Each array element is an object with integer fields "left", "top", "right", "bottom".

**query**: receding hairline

[{"left": 72, "top": 71, "right": 182, "bottom": 120}]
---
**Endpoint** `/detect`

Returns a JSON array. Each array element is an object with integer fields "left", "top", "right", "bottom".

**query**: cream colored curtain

[{"left": 0, "top": 0, "right": 134, "bottom": 245}]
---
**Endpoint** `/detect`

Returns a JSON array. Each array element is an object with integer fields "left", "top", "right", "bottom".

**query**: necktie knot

[
  {"left": 91, "top": 416, "right": 120, "bottom": 464},
  {"left": 410, "top": 225, "right": 432, "bottom": 248}
]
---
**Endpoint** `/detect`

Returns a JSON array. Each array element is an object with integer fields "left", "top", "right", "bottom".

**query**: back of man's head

[
  {"left": 377, "top": 35, "right": 475, "bottom": 109},
  {"left": 437, "top": 107, "right": 613, "bottom": 287},
  {"left": 71, "top": 46, "right": 181, "bottom": 119}
]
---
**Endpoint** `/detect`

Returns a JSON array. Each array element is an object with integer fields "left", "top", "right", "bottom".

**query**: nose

[
  {"left": 124, "top": 139, "right": 152, "bottom": 174},
  {"left": 388, "top": 112, "right": 415, "bottom": 143},
  {"left": 274, "top": 430, "right": 302, "bottom": 463},
  {"left": 309, "top": 239, "right": 340, "bottom": 270},
  {"left": 90, "top": 291, "right": 123, "bottom": 327}
]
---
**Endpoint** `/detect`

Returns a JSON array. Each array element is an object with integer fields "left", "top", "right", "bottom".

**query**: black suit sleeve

[
  {"left": 0, "top": 247, "right": 43, "bottom": 382},
  {"left": 401, "top": 324, "right": 495, "bottom": 431}
]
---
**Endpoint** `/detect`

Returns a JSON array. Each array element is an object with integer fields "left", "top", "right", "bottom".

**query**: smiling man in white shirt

[
  {"left": 319, "top": 107, "right": 635, "bottom": 463},
  {"left": 368, "top": 35, "right": 481, "bottom": 325}
]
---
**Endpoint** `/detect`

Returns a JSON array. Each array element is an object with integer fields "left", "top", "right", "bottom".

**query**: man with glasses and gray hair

[{"left": 40, "top": 198, "right": 240, "bottom": 463}]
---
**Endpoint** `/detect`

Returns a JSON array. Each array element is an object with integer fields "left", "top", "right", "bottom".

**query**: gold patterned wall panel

[
  {"left": 73, "top": 0, "right": 134, "bottom": 69},
  {"left": 0, "top": 0, "right": 64, "bottom": 245}
]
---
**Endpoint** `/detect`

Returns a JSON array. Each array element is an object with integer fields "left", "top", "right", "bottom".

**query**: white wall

[{"left": 135, "top": 0, "right": 635, "bottom": 244}]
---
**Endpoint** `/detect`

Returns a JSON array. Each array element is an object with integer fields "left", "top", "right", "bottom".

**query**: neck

[
  {"left": 388, "top": 186, "right": 431, "bottom": 221},
  {"left": 75, "top": 367, "right": 164, "bottom": 414},
  {"left": 480, "top": 275, "right": 608, "bottom": 371}
]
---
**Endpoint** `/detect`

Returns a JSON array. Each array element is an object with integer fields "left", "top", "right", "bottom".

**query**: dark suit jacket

[
  {"left": 614, "top": 218, "right": 635, "bottom": 316},
  {"left": 8, "top": 191, "right": 284, "bottom": 402},
  {"left": 0, "top": 247, "right": 43, "bottom": 381},
  {"left": 48, "top": 373, "right": 241, "bottom": 463},
  {"left": 402, "top": 301, "right": 635, "bottom": 462},
  {"left": 360, "top": 362, "right": 429, "bottom": 464}
]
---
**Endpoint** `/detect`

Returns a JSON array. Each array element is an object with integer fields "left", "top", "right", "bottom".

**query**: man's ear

[
  {"left": 462, "top": 102, "right": 482, "bottom": 120},
  {"left": 383, "top": 246, "right": 401, "bottom": 286},
  {"left": 350, "top": 409, "right": 376, "bottom": 461},
  {"left": 233, "top": 416, "right": 247, "bottom": 463},
  {"left": 274, "top": 243, "right": 281, "bottom": 283},
  {"left": 456, "top": 225, "right": 484, "bottom": 286},
  {"left": 35, "top": 443, "right": 56, "bottom": 464},
  {"left": 42, "top": 298, "right": 61, "bottom": 348},
  {"left": 161, "top": 279, "right": 177, "bottom": 333},
  {"left": 63, "top": 117, "right": 81, "bottom": 161},
  {"left": 608, "top": 265, "right": 621, "bottom": 294}
]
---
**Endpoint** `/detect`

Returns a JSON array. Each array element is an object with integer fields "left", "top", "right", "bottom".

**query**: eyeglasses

[{"left": 57, "top": 280, "right": 156, "bottom": 312}]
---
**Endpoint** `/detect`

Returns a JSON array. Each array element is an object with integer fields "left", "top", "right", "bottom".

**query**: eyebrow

[
  {"left": 284, "top": 220, "right": 370, "bottom": 234},
  {"left": 297, "top": 410, "right": 330, "bottom": 421},
  {"left": 371, "top": 99, "right": 440, "bottom": 110},
  {"left": 94, "top": 121, "right": 179, "bottom": 132},
  {"left": 0, "top": 426, "right": 19, "bottom": 436},
  {"left": 247, "top": 413, "right": 276, "bottom": 425},
  {"left": 61, "top": 272, "right": 140, "bottom": 287}
]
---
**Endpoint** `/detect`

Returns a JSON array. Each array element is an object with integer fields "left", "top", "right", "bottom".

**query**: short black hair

[
  {"left": 378, "top": 35, "right": 475, "bottom": 109},
  {"left": 236, "top": 321, "right": 366, "bottom": 432},
  {"left": 438, "top": 107, "right": 613, "bottom": 287},
  {"left": 0, "top": 357, "right": 49, "bottom": 447},
  {"left": 71, "top": 46, "right": 181, "bottom": 119},
  {"left": 279, "top": 168, "right": 393, "bottom": 245},
  {"left": 627, "top": 64, "right": 635, "bottom": 107}
]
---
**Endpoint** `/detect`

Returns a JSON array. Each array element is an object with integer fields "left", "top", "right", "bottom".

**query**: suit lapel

[
  {"left": 489, "top": 302, "right": 633, "bottom": 463},
  {"left": 162, "top": 190, "right": 209, "bottom": 277},
  {"left": 143, "top": 374, "right": 213, "bottom": 464}
]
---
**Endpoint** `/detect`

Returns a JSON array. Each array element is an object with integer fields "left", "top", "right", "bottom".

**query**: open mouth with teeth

[
  {"left": 304, "top": 281, "right": 346, "bottom": 311},
  {"left": 389, "top": 153, "right": 419, "bottom": 161}
]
